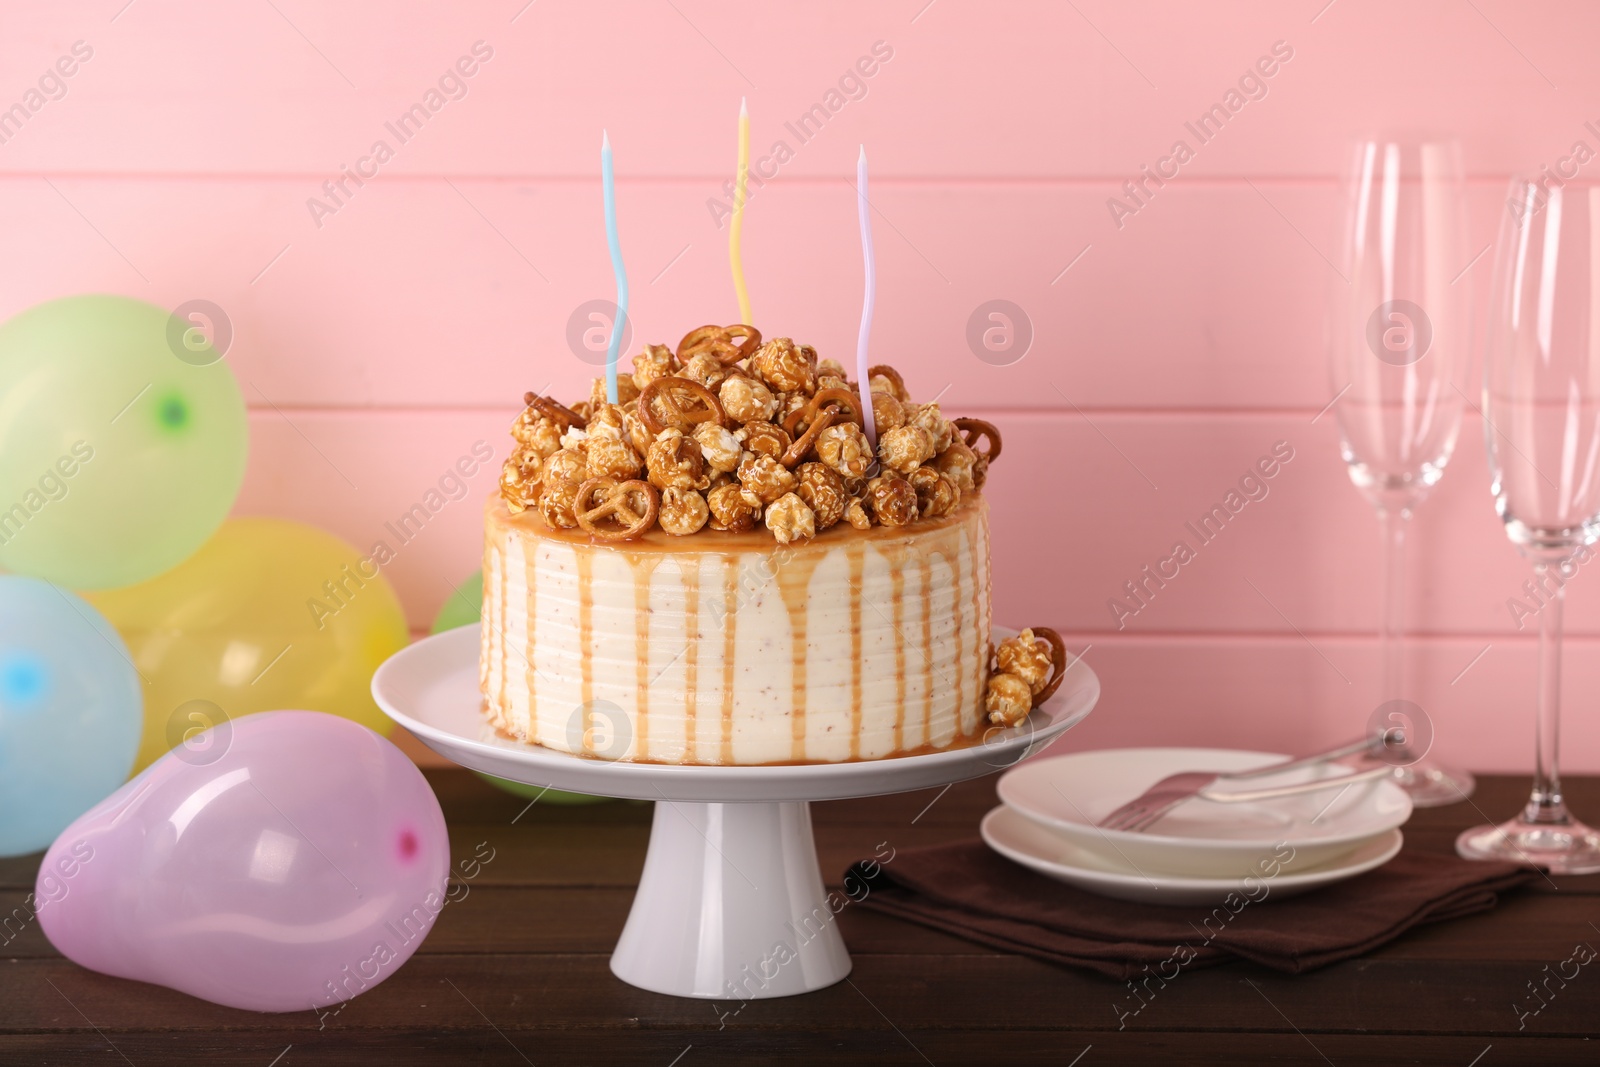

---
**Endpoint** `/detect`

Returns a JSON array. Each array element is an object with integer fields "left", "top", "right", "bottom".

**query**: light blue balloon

[{"left": 0, "top": 575, "right": 141, "bottom": 856}]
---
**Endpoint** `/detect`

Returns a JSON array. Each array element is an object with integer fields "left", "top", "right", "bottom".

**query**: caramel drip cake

[{"left": 481, "top": 325, "right": 1061, "bottom": 765}]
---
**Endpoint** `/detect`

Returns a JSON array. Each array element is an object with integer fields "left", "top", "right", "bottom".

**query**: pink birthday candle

[{"left": 855, "top": 145, "right": 878, "bottom": 447}]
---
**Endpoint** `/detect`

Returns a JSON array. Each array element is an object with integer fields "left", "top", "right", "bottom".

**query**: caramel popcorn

[
  {"left": 694, "top": 422, "right": 742, "bottom": 474},
  {"left": 815, "top": 424, "right": 874, "bottom": 479},
  {"left": 632, "top": 343, "right": 679, "bottom": 390},
  {"left": 871, "top": 391, "right": 908, "bottom": 434},
  {"left": 765, "top": 491, "right": 816, "bottom": 544},
  {"left": 707, "top": 482, "right": 761, "bottom": 531},
  {"left": 865, "top": 474, "right": 917, "bottom": 527},
  {"left": 986, "top": 672, "right": 1033, "bottom": 727},
  {"left": 878, "top": 425, "right": 936, "bottom": 475},
  {"left": 906, "top": 402, "right": 954, "bottom": 453},
  {"left": 719, "top": 374, "right": 779, "bottom": 423},
  {"left": 996, "top": 628, "right": 1053, "bottom": 694},
  {"left": 588, "top": 377, "right": 639, "bottom": 411},
  {"left": 659, "top": 486, "right": 711, "bottom": 535},
  {"left": 539, "top": 479, "right": 581, "bottom": 529},
  {"left": 935, "top": 439, "right": 977, "bottom": 494},
  {"left": 751, "top": 337, "right": 817, "bottom": 394},
  {"left": 587, "top": 402, "right": 627, "bottom": 438},
  {"left": 500, "top": 337, "right": 1000, "bottom": 542},
  {"left": 511, "top": 411, "right": 564, "bottom": 457},
  {"left": 682, "top": 352, "right": 737, "bottom": 391},
  {"left": 646, "top": 430, "right": 710, "bottom": 491},
  {"left": 543, "top": 447, "right": 589, "bottom": 489},
  {"left": 907, "top": 465, "right": 960, "bottom": 518},
  {"left": 586, "top": 434, "right": 643, "bottom": 480},
  {"left": 624, "top": 408, "right": 654, "bottom": 457},
  {"left": 738, "top": 420, "right": 792, "bottom": 462},
  {"left": 737, "top": 452, "right": 798, "bottom": 504},
  {"left": 795, "top": 462, "right": 848, "bottom": 531},
  {"left": 499, "top": 448, "right": 544, "bottom": 514},
  {"left": 776, "top": 390, "right": 809, "bottom": 428},
  {"left": 869, "top": 372, "right": 906, "bottom": 402}
]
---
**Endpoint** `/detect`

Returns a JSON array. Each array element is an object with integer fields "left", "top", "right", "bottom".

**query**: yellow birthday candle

[{"left": 729, "top": 97, "right": 752, "bottom": 325}]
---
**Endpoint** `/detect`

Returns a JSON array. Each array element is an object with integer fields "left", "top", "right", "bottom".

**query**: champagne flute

[
  {"left": 1328, "top": 138, "right": 1475, "bottom": 805},
  {"left": 1459, "top": 177, "right": 1600, "bottom": 872}
]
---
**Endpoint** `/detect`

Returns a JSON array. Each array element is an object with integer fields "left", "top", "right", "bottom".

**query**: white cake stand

[{"left": 371, "top": 624, "right": 1099, "bottom": 1000}]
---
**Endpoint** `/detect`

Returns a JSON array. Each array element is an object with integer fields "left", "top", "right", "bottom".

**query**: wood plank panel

[
  {"left": 0, "top": 177, "right": 1511, "bottom": 411},
  {"left": 1, "top": 1, "right": 1595, "bottom": 180}
]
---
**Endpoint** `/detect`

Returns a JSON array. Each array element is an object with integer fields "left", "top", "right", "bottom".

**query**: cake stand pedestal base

[{"left": 611, "top": 800, "right": 850, "bottom": 999}]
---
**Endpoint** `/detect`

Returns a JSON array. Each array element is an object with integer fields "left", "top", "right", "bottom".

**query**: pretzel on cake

[
  {"left": 867, "top": 364, "right": 907, "bottom": 399},
  {"left": 953, "top": 417, "right": 1002, "bottom": 464},
  {"left": 524, "top": 391, "right": 587, "bottom": 430},
  {"left": 782, "top": 386, "right": 864, "bottom": 437},
  {"left": 637, "top": 376, "right": 728, "bottom": 435},
  {"left": 676, "top": 324, "right": 762, "bottom": 366},
  {"left": 781, "top": 405, "right": 840, "bottom": 467},
  {"left": 573, "top": 478, "right": 659, "bottom": 540}
]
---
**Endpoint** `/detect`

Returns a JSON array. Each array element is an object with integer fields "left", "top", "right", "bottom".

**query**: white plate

[
  {"left": 996, "top": 747, "right": 1413, "bottom": 876},
  {"left": 981, "top": 804, "right": 1405, "bottom": 905},
  {"left": 371, "top": 624, "right": 1099, "bottom": 803}
]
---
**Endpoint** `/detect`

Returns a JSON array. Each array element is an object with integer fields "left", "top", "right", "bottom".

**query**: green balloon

[
  {"left": 429, "top": 569, "right": 484, "bottom": 634},
  {"left": 433, "top": 568, "right": 614, "bottom": 806},
  {"left": 0, "top": 295, "right": 247, "bottom": 589}
]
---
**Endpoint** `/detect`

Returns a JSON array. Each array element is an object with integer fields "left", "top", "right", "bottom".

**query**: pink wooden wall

[{"left": 6, "top": 0, "right": 1600, "bottom": 772}]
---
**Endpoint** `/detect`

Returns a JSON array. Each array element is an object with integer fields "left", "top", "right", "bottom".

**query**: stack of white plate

[{"left": 985, "top": 748, "right": 1413, "bottom": 905}]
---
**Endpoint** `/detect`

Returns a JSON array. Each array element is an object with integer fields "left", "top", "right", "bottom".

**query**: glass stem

[
  {"left": 1377, "top": 504, "right": 1409, "bottom": 702},
  {"left": 1526, "top": 562, "right": 1569, "bottom": 825}
]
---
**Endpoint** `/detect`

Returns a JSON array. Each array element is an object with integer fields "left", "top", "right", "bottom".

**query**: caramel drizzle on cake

[{"left": 482, "top": 498, "right": 991, "bottom": 765}]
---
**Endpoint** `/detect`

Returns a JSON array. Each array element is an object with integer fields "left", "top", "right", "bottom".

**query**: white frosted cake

[
  {"left": 483, "top": 494, "right": 989, "bottom": 764},
  {"left": 482, "top": 325, "right": 1058, "bottom": 765}
]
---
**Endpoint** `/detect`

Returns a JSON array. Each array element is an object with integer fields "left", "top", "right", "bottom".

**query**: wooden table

[{"left": 3, "top": 771, "right": 1598, "bottom": 1065}]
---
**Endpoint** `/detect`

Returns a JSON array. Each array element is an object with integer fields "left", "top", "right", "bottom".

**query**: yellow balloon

[{"left": 90, "top": 518, "right": 410, "bottom": 770}]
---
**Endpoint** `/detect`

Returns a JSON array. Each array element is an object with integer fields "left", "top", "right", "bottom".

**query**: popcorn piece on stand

[{"left": 985, "top": 673, "right": 1033, "bottom": 727}]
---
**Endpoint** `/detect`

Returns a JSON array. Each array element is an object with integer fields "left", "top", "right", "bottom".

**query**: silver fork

[{"left": 1094, "top": 732, "right": 1400, "bottom": 834}]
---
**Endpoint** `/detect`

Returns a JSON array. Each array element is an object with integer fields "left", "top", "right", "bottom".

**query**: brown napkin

[{"left": 844, "top": 838, "right": 1536, "bottom": 980}]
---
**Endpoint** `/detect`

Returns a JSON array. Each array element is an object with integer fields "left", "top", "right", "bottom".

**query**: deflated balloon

[{"left": 36, "top": 711, "right": 449, "bottom": 1013}]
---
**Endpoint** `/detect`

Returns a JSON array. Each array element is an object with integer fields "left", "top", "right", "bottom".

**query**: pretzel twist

[
  {"left": 954, "top": 417, "right": 1002, "bottom": 464},
  {"left": 637, "top": 376, "right": 727, "bottom": 436},
  {"left": 1030, "top": 627, "right": 1069, "bottom": 707},
  {"left": 781, "top": 405, "right": 839, "bottom": 467},
  {"left": 574, "top": 478, "right": 659, "bottom": 541},
  {"left": 524, "top": 391, "right": 587, "bottom": 430},
  {"left": 867, "top": 364, "right": 906, "bottom": 398},
  {"left": 783, "top": 386, "right": 864, "bottom": 436},
  {"left": 676, "top": 324, "right": 762, "bottom": 366}
]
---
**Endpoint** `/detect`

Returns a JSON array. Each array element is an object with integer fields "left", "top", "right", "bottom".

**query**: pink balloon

[{"left": 36, "top": 711, "right": 449, "bottom": 1013}]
